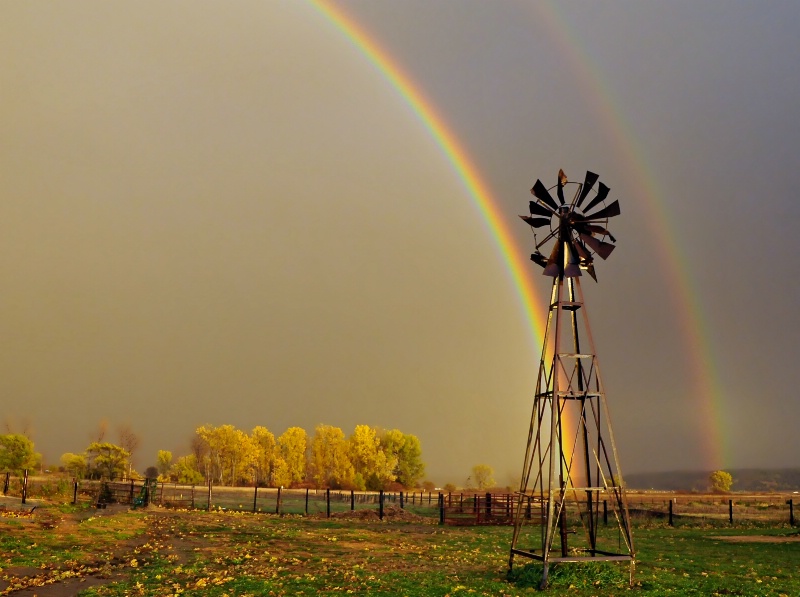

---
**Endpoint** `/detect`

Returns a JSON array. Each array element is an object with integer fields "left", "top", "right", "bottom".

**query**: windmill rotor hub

[{"left": 521, "top": 169, "right": 621, "bottom": 281}]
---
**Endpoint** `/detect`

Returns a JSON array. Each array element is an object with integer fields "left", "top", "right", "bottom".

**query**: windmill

[{"left": 508, "top": 170, "right": 634, "bottom": 588}]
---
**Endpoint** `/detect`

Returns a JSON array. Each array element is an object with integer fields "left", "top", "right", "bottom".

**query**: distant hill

[{"left": 626, "top": 468, "right": 800, "bottom": 492}]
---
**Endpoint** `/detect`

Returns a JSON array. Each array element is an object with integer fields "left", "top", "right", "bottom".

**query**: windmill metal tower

[{"left": 508, "top": 170, "right": 634, "bottom": 587}]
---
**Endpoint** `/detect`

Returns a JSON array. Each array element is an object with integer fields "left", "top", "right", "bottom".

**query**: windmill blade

[
  {"left": 573, "top": 238, "right": 592, "bottom": 262},
  {"left": 570, "top": 222, "right": 591, "bottom": 237},
  {"left": 557, "top": 169, "right": 567, "bottom": 204},
  {"left": 585, "top": 262, "right": 598, "bottom": 282},
  {"left": 584, "top": 223, "right": 617, "bottom": 242},
  {"left": 532, "top": 179, "right": 559, "bottom": 211},
  {"left": 579, "top": 232, "right": 616, "bottom": 260},
  {"left": 542, "top": 240, "right": 563, "bottom": 277},
  {"left": 575, "top": 171, "right": 600, "bottom": 208},
  {"left": 529, "top": 200, "right": 554, "bottom": 218},
  {"left": 564, "top": 240, "right": 582, "bottom": 278},
  {"left": 519, "top": 215, "right": 551, "bottom": 228},
  {"left": 582, "top": 182, "right": 611, "bottom": 213},
  {"left": 530, "top": 252, "right": 548, "bottom": 268},
  {"left": 583, "top": 199, "right": 621, "bottom": 221}
]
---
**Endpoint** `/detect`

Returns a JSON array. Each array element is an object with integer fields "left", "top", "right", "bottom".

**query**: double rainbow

[{"left": 311, "top": 0, "right": 725, "bottom": 471}]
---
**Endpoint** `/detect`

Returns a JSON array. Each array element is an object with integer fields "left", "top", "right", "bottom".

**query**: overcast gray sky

[{"left": 1, "top": 1, "right": 798, "bottom": 485}]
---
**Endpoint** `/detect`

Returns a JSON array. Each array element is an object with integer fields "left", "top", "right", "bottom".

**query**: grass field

[{"left": 0, "top": 502, "right": 798, "bottom": 596}]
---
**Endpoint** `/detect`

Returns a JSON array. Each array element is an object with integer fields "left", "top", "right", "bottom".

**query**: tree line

[{"left": 51, "top": 424, "right": 425, "bottom": 490}]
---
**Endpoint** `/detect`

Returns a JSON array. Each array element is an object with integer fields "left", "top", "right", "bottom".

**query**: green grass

[{"left": 1, "top": 505, "right": 798, "bottom": 596}]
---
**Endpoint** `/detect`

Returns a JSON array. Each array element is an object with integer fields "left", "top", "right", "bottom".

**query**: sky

[{"left": 1, "top": 1, "right": 799, "bottom": 486}]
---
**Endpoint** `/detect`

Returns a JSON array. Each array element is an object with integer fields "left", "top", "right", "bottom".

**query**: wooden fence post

[
  {"left": 191, "top": 485, "right": 195, "bottom": 509},
  {"left": 603, "top": 500, "right": 608, "bottom": 525},
  {"left": 400, "top": 491, "right": 404, "bottom": 509},
  {"left": 305, "top": 488, "right": 309, "bottom": 515},
  {"left": 72, "top": 478, "right": 79, "bottom": 505},
  {"left": 129, "top": 479, "right": 135, "bottom": 505},
  {"left": 21, "top": 469, "right": 28, "bottom": 505},
  {"left": 788, "top": 499, "right": 794, "bottom": 526},
  {"left": 207, "top": 478, "right": 212, "bottom": 511},
  {"left": 253, "top": 486, "right": 258, "bottom": 513},
  {"left": 729, "top": 499, "right": 733, "bottom": 524},
  {"left": 438, "top": 493, "right": 444, "bottom": 525},
  {"left": 379, "top": 490, "right": 384, "bottom": 520},
  {"left": 668, "top": 499, "right": 674, "bottom": 526},
  {"left": 326, "top": 488, "right": 330, "bottom": 518},
  {"left": 3, "top": 472, "right": 9, "bottom": 495},
  {"left": 276, "top": 487, "right": 282, "bottom": 515},
  {"left": 485, "top": 492, "right": 492, "bottom": 519},
  {"left": 351, "top": 489, "right": 355, "bottom": 511}
]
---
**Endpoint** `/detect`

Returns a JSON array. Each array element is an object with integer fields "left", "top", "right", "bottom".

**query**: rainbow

[
  {"left": 309, "top": 0, "right": 547, "bottom": 351},
  {"left": 310, "top": 1, "right": 726, "bottom": 471},
  {"left": 532, "top": 3, "right": 726, "bottom": 470}
]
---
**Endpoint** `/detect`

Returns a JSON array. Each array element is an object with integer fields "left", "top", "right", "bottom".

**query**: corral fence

[
  {"left": 440, "top": 492, "right": 521, "bottom": 525},
  {"left": 1, "top": 471, "right": 797, "bottom": 527}
]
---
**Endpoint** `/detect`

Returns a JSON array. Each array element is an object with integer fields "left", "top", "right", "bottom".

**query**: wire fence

[
  {"left": 157, "top": 483, "right": 443, "bottom": 519},
  {"left": 625, "top": 492, "right": 796, "bottom": 526},
  {"left": 1, "top": 472, "right": 797, "bottom": 528}
]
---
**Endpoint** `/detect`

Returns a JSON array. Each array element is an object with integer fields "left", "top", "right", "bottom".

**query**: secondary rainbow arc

[{"left": 535, "top": 2, "right": 726, "bottom": 469}]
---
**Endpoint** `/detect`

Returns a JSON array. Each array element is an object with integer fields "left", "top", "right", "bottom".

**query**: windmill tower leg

[{"left": 509, "top": 274, "right": 634, "bottom": 586}]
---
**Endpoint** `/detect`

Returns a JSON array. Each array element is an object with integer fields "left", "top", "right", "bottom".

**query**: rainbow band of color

[{"left": 310, "top": 0, "right": 547, "bottom": 351}]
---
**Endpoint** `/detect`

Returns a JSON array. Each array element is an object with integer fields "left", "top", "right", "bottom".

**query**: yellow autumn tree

[
  {"left": 471, "top": 464, "right": 495, "bottom": 490},
  {"left": 310, "top": 424, "right": 354, "bottom": 489},
  {"left": 709, "top": 470, "right": 733, "bottom": 493},
  {"left": 381, "top": 429, "right": 425, "bottom": 488},
  {"left": 277, "top": 426, "right": 308, "bottom": 486},
  {"left": 195, "top": 424, "right": 255, "bottom": 486},
  {"left": 251, "top": 426, "right": 276, "bottom": 486},
  {"left": 348, "top": 425, "right": 396, "bottom": 490}
]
